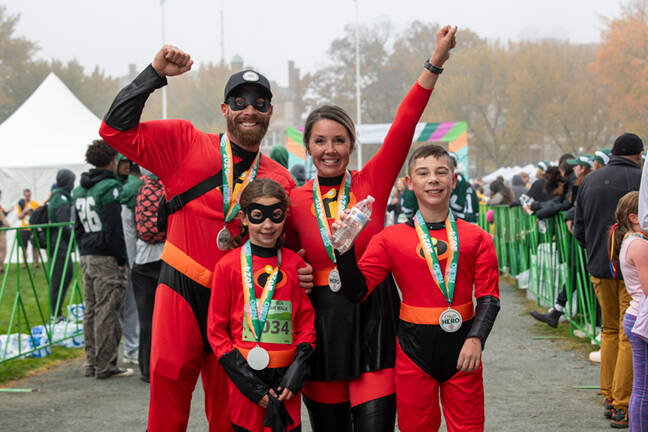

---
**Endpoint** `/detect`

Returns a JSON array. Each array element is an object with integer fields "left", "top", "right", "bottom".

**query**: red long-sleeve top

[
  {"left": 207, "top": 246, "right": 315, "bottom": 361},
  {"left": 100, "top": 120, "right": 295, "bottom": 288},
  {"left": 358, "top": 219, "right": 500, "bottom": 307},
  {"left": 288, "top": 82, "right": 433, "bottom": 269}
]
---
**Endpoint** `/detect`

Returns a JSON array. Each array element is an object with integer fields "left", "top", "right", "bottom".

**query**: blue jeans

[{"left": 623, "top": 312, "right": 648, "bottom": 431}]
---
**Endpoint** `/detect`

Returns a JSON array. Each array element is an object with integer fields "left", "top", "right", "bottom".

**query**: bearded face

[{"left": 226, "top": 109, "right": 271, "bottom": 149}]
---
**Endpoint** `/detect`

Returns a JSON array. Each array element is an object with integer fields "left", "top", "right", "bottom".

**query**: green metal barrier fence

[
  {"left": 0, "top": 222, "right": 84, "bottom": 362},
  {"left": 480, "top": 204, "right": 599, "bottom": 345}
]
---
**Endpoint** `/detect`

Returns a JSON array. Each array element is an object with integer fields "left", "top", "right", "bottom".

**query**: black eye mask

[
  {"left": 226, "top": 89, "right": 271, "bottom": 113},
  {"left": 245, "top": 202, "right": 286, "bottom": 224}
]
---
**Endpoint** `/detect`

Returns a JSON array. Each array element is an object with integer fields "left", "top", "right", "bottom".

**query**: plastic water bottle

[{"left": 330, "top": 195, "right": 375, "bottom": 254}]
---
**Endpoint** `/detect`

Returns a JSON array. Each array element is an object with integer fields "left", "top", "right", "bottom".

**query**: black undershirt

[{"left": 250, "top": 243, "right": 278, "bottom": 258}]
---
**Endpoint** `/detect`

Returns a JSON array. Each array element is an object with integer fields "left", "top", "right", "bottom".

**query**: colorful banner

[{"left": 284, "top": 121, "right": 469, "bottom": 177}]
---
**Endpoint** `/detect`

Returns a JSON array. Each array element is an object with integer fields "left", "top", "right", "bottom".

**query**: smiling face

[
  {"left": 242, "top": 196, "right": 286, "bottom": 248},
  {"left": 406, "top": 155, "right": 457, "bottom": 211},
  {"left": 307, "top": 119, "right": 352, "bottom": 178}
]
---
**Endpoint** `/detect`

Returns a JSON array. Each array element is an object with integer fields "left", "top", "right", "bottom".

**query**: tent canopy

[{"left": 0, "top": 72, "right": 101, "bottom": 167}]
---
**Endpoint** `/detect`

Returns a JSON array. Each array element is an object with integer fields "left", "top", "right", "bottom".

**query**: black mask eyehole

[{"left": 245, "top": 202, "right": 286, "bottom": 224}]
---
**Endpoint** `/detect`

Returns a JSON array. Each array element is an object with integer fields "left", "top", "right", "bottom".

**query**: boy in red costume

[{"left": 331, "top": 145, "right": 500, "bottom": 432}]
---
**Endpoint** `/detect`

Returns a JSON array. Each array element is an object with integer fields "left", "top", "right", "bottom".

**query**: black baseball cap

[
  {"left": 224, "top": 70, "right": 273, "bottom": 101},
  {"left": 611, "top": 133, "right": 644, "bottom": 156}
]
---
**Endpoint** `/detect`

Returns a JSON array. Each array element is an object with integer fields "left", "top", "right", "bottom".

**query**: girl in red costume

[
  {"left": 331, "top": 145, "right": 500, "bottom": 432},
  {"left": 208, "top": 178, "right": 315, "bottom": 432},
  {"left": 287, "top": 26, "right": 457, "bottom": 431}
]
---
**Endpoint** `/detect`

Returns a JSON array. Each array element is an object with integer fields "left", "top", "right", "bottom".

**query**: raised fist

[
  {"left": 429, "top": 25, "right": 458, "bottom": 68},
  {"left": 152, "top": 45, "right": 194, "bottom": 78}
]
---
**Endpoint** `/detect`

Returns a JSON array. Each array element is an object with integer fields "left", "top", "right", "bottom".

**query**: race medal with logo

[
  {"left": 247, "top": 345, "right": 270, "bottom": 370},
  {"left": 219, "top": 134, "right": 261, "bottom": 251},
  {"left": 217, "top": 227, "right": 231, "bottom": 251},
  {"left": 241, "top": 241, "right": 281, "bottom": 370},
  {"left": 439, "top": 308, "right": 462, "bottom": 333},
  {"left": 414, "top": 211, "right": 461, "bottom": 333},
  {"left": 328, "top": 268, "right": 342, "bottom": 292},
  {"left": 312, "top": 172, "right": 352, "bottom": 292}
]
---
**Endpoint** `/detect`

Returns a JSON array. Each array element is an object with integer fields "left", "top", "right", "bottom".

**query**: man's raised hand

[
  {"left": 430, "top": 25, "right": 458, "bottom": 68},
  {"left": 152, "top": 45, "right": 194, "bottom": 78}
]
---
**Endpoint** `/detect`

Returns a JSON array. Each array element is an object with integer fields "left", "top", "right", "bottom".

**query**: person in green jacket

[
  {"left": 449, "top": 152, "right": 479, "bottom": 223},
  {"left": 73, "top": 140, "right": 131, "bottom": 379},
  {"left": 48, "top": 169, "right": 76, "bottom": 321}
]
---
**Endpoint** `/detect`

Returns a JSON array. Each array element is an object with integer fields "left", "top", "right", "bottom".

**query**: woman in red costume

[{"left": 287, "top": 25, "right": 457, "bottom": 432}]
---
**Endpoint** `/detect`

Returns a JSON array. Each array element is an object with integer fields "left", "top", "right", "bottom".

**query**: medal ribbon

[
  {"left": 312, "top": 171, "right": 352, "bottom": 263},
  {"left": 221, "top": 134, "right": 262, "bottom": 223},
  {"left": 241, "top": 241, "right": 281, "bottom": 342},
  {"left": 414, "top": 210, "right": 459, "bottom": 306},
  {"left": 624, "top": 232, "right": 648, "bottom": 241}
]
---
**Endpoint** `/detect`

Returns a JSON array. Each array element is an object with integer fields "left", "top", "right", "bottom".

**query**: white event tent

[{"left": 0, "top": 72, "right": 98, "bottom": 242}]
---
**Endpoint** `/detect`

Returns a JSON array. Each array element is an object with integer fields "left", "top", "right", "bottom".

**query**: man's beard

[{"left": 226, "top": 113, "right": 270, "bottom": 148}]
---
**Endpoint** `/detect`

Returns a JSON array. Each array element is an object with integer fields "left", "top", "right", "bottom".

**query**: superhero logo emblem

[
  {"left": 416, "top": 238, "right": 449, "bottom": 261},
  {"left": 310, "top": 188, "right": 357, "bottom": 221},
  {"left": 254, "top": 265, "right": 287, "bottom": 289}
]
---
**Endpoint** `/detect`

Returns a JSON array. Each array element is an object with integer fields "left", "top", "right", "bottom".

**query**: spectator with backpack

[
  {"left": 131, "top": 168, "right": 165, "bottom": 382},
  {"left": 47, "top": 169, "right": 76, "bottom": 322}
]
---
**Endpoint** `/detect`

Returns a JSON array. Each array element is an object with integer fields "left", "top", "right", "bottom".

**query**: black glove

[
  {"left": 278, "top": 343, "right": 314, "bottom": 394},
  {"left": 263, "top": 395, "right": 294, "bottom": 432},
  {"left": 466, "top": 295, "right": 500, "bottom": 349},
  {"left": 219, "top": 349, "right": 270, "bottom": 404}
]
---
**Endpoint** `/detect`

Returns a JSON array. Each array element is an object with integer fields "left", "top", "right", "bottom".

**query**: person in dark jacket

[
  {"left": 511, "top": 174, "right": 528, "bottom": 201},
  {"left": 73, "top": 140, "right": 132, "bottom": 380},
  {"left": 573, "top": 133, "right": 644, "bottom": 426},
  {"left": 47, "top": 169, "right": 76, "bottom": 321},
  {"left": 527, "top": 161, "right": 553, "bottom": 202},
  {"left": 526, "top": 167, "right": 573, "bottom": 220}
]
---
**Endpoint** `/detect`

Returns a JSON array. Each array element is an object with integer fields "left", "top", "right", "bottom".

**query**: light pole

[
  {"left": 354, "top": 0, "right": 362, "bottom": 170},
  {"left": 161, "top": 0, "right": 167, "bottom": 119}
]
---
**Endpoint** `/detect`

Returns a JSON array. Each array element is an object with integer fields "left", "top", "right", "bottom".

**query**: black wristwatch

[{"left": 424, "top": 59, "right": 443, "bottom": 74}]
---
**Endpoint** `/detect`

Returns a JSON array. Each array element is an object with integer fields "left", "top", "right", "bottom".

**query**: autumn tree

[{"left": 590, "top": 0, "right": 648, "bottom": 140}]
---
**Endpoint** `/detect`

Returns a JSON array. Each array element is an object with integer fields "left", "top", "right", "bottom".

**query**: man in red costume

[
  {"left": 331, "top": 145, "right": 500, "bottom": 432},
  {"left": 99, "top": 46, "right": 312, "bottom": 431}
]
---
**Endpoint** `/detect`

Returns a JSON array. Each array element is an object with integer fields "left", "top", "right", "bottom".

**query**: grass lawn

[{"left": 0, "top": 258, "right": 85, "bottom": 384}]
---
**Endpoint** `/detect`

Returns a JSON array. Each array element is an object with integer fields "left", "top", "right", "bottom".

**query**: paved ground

[{"left": 0, "top": 282, "right": 612, "bottom": 431}]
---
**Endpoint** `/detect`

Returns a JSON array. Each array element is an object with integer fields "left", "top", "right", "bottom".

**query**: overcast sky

[{"left": 5, "top": 0, "right": 623, "bottom": 87}]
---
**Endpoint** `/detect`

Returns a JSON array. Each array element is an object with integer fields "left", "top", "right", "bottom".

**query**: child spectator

[{"left": 613, "top": 191, "right": 648, "bottom": 430}]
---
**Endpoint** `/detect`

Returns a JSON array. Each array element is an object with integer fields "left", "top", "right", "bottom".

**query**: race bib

[{"left": 242, "top": 299, "right": 293, "bottom": 345}]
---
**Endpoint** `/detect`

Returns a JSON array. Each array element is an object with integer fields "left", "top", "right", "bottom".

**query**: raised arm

[
  {"left": 360, "top": 25, "right": 457, "bottom": 199},
  {"left": 99, "top": 45, "right": 197, "bottom": 180}
]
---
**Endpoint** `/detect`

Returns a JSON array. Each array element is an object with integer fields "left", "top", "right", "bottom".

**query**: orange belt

[
  {"left": 235, "top": 346, "right": 296, "bottom": 368},
  {"left": 399, "top": 302, "right": 474, "bottom": 325},
  {"left": 314, "top": 266, "right": 336, "bottom": 287}
]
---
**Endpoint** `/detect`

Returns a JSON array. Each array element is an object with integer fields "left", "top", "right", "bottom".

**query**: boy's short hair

[
  {"left": 85, "top": 139, "right": 117, "bottom": 168},
  {"left": 407, "top": 144, "right": 455, "bottom": 175}
]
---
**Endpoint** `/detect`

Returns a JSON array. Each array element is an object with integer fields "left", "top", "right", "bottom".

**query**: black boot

[
  {"left": 351, "top": 394, "right": 397, "bottom": 432},
  {"left": 303, "top": 394, "right": 353, "bottom": 432},
  {"left": 529, "top": 308, "right": 562, "bottom": 328}
]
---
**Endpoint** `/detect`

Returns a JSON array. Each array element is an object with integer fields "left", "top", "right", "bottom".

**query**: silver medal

[
  {"left": 328, "top": 268, "right": 342, "bottom": 292},
  {"left": 439, "top": 308, "right": 462, "bottom": 333},
  {"left": 217, "top": 227, "right": 231, "bottom": 251},
  {"left": 247, "top": 345, "right": 270, "bottom": 370}
]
